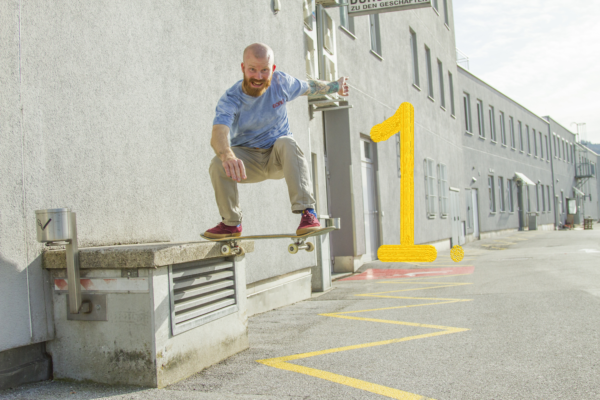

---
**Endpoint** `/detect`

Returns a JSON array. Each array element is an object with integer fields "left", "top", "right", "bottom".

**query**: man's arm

[
  {"left": 303, "top": 76, "right": 349, "bottom": 97},
  {"left": 211, "top": 124, "right": 246, "bottom": 182}
]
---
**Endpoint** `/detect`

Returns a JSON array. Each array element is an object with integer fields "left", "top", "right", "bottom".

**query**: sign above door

[{"left": 348, "top": 0, "right": 431, "bottom": 17}]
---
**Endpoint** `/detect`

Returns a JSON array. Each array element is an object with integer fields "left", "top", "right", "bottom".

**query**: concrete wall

[{"left": 0, "top": 0, "right": 315, "bottom": 354}]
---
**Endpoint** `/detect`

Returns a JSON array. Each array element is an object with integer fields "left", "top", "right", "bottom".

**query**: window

[
  {"left": 303, "top": 0, "right": 314, "bottom": 30},
  {"left": 499, "top": 112, "right": 506, "bottom": 145},
  {"left": 562, "top": 139, "right": 566, "bottom": 162},
  {"left": 448, "top": 72, "right": 455, "bottom": 115},
  {"left": 438, "top": 163, "right": 449, "bottom": 216},
  {"left": 536, "top": 184, "right": 540, "bottom": 212},
  {"left": 518, "top": 121, "right": 523, "bottom": 151},
  {"left": 410, "top": 29, "right": 420, "bottom": 87},
  {"left": 507, "top": 179, "right": 514, "bottom": 212},
  {"left": 498, "top": 176, "right": 505, "bottom": 212},
  {"left": 488, "top": 175, "right": 496, "bottom": 212},
  {"left": 432, "top": 0, "right": 439, "bottom": 11},
  {"left": 545, "top": 136, "right": 549, "bottom": 162},
  {"left": 463, "top": 93, "right": 472, "bottom": 133},
  {"left": 509, "top": 117, "right": 516, "bottom": 149},
  {"left": 477, "top": 100, "right": 485, "bottom": 138},
  {"left": 541, "top": 183, "right": 546, "bottom": 212},
  {"left": 438, "top": 60, "right": 445, "bottom": 109},
  {"left": 425, "top": 158, "right": 437, "bottom": 217},
  {"left": 443, "top": 0, "right": 449, "bottom": 26},
  {"left": 533, "top": 129, "right": 537, "bottom": 156},
  {"left": 339, "top": 4, "right": 355, "bottom": 34},
  {"left": 425, "top": 46, "right": 434, "bottom": 98},
  {"left": 369, "top": 14, "right": 382, "bottom": 56},
  {"left": 561, "top": 191, "right": 565, "bottom": 213},
  {"left": 553, "top": 134, "right": 557, "bottom": 157},
  {"left": 526, "top": 125, "right": 531, "bottom": 154},
  {"left": 489, "top": 106, "right": 496, "bottom": 141},
  {"left": 592, "top": 163, "right": 596, "bottom": 176},
  {"left": 526, "top": 186, "right": 531, "bottom": 212},
  {"left": 539, "top": 132, "right": 543, "bottom": 159},
  {"left": 547, "top": 186, "right": 551, "bottom": 212}
]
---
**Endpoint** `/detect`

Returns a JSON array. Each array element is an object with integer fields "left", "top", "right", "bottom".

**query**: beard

[{"left": 242, "top": 74, "right": 272, "bottom": 97}]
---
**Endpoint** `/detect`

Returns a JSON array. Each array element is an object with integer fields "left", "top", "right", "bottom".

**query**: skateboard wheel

[
  {"left": 237, "top": 247, "right": 245, "bottom": 256},
  {"left": 306, "top": 242, "right": 315, "bottom": 252},
  {"left": 220, "top": 244, "right": 232, "bottom": 256},
  {"left": 288, "top": 244, "right": 299, "bottom": 254}
]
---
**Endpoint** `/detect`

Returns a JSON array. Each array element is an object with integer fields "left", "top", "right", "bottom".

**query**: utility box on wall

[{"left": 43, "top": 240, "right": 253, "bottom": 388}]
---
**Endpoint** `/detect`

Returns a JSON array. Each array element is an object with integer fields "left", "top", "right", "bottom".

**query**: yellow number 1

[{"left": 370, "top": 102, "right": 464, "bottom": 263}]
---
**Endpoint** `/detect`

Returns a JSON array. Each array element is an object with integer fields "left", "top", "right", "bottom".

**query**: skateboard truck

[
  {"left": 219, "top": 239, "right": 246, "bottom": 256},
  {"left": 287, "top": 239, "right": 315, "bottom": 254}
]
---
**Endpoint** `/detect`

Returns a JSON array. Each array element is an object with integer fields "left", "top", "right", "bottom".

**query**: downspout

[{"left": 548, "top": 119, "right": 557, "bottom": 230}]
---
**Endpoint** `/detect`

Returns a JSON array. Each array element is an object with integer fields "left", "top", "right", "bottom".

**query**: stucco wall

[{"left": 1, "top": 0, "right": 313, "bottom": 352}]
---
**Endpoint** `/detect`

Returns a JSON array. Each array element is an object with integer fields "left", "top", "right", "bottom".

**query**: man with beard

[{"left": 203, "top": 43, "right": 349, "bottom": 238}]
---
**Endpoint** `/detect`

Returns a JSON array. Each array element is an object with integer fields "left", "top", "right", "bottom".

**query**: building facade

[{"left": 1, "top": 0, "right": 598, "bottom": 388}]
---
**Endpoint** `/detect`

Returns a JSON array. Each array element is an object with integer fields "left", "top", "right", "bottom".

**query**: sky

[{"left": 453, "top": 0, "right": 600, "bottom": 143}]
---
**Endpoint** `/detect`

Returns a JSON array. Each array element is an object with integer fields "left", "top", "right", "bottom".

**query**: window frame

[
  {"left": 489, "top": 106, "right": 496, "bottom": 142},
  {"left": 369, "top": 14, "right": 382, "bottom": 57},
  {"left": 518, "top": 121, "right": 524, "bottom": 152},
  {"left": 438, "top": 59, "right": 445, "bottom": 109},
  {"left": 339, "top": 4, "right": 355, "bottom": 35},
  {"left": 477, "top": 100, "right": 485, "bottom": 138},
  {"left": 463, "top": 92, "right": 472, "bottom": 133},
  {"left": 425, "top": 45, "right": 434, "bottom": 99},
  {"left": 499, "top": 111, "right": 506, "bottom": 146},
  {"left": 448, "top": 71, "right": 455, "bottom": 116},
  {"left": 498, "top": 176, "right": 505, "bottom": 212},
  {"left": 488, "top": 175, "right": 496, "bottom": 213},
  {"left": 509, "top": 117, "right": 516, "bottom": 149},
  {"left": 424, "top": 158, "right": 437, "bottom": 218},
  {"left": 410, "top": 29, "right": 420, "bottom": 88},
  {"left": 507, "top": 179, "right": 514, "bottom": 212},
  {"left": 438, "top": 163, "right": 449, "bottom": 217}
]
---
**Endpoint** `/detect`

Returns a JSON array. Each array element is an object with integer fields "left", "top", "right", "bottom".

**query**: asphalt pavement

[{"left": 2, "top": 228, "right": 599, "bottom": 400}]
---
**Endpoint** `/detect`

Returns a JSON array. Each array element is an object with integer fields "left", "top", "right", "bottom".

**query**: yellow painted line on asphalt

[
  {"left": 257, "top": 358, "right": 436, "bottom": 400},
  {"left": 257, "top": 275, "right": 473, "bottom": 399}
]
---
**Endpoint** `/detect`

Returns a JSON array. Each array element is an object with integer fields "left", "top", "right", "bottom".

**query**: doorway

[
  {"left": 471, "top": 189, "right": 480, "bottom": 239},
  {"left": 449, "top": 188, "right": 462, "bottom": 246},
  {"left": 517, "top": 182, "right": 524, "bottom": 231},
  {"left": 361, "top": 138, "right": 380, "bottom": 261}
]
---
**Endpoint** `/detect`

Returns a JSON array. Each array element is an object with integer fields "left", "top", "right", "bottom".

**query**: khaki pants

[{"left": 209, "top": 136, "right": 316, "bottom": 226}]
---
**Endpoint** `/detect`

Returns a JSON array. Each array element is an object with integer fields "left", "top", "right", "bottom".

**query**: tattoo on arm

[{"left": 303, "top": 80, "right": 340, "bottom": 96}]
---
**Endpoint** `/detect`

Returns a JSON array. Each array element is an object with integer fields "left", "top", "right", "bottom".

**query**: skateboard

[{"left": 200, "top": 227, "right": 336, "bottom": 256}]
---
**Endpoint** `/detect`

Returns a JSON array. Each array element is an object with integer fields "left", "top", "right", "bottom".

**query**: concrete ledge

[
  {"left": 0, "top": 343, "right": 52, "bottom": 390},
  {"left": 247, "top": 268, "right": 312, "bottom": 317},
  {"left": 43, "top": 240, "right": 254, "bottom": 270}
]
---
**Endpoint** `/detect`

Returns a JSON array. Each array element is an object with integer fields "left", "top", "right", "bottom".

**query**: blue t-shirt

[{"left": 213, "top": 71, "right": 309, "bottom": 149}]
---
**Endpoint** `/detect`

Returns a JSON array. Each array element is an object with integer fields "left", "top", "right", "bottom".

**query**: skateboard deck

[{"left": 201, "top": 227, "right": 336, "bottom": 256}]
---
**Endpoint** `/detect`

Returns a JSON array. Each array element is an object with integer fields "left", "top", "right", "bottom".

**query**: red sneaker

[
  {"left": 296, "top": 209, "right": 321, "bottom": 235},
  {"left": 203, "top": 222, "right": 242, "bottom": 239}
]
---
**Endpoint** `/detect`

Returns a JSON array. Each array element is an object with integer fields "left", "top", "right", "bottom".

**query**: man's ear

[
  {"left": 241, "top": 63, "right": 245, "bottom": 73},
  {"left": 272, "top": 64, "right": 277, "bottom": 72}
]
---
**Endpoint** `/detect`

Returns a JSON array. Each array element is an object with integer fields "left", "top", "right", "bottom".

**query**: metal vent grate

[{"left": 169, "top": 257, "right": 238, "bottom": 335}]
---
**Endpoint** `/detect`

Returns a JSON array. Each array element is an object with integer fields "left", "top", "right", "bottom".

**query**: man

[{"left": 204, "top": 43, "right": 349, "bottom": 238}]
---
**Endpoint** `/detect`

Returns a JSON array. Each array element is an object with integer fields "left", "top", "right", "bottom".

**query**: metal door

[
  {"left": 517, "top": 182, "right": 524, "bottom": 231},
  {"left": 361, "top": 139, "right": 379, "bottom": 261},
  {"left": 472, "top": 189, "right": 480, "bottom": 239},
  {"left": 449, "top": 189, "right": 461, "bottom": 247}
]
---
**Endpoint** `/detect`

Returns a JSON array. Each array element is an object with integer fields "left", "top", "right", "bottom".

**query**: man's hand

[
  {"left": 211, "top": 124, "right": 247, "bottom": 182},
  {"left": 337, "top": 76, "right": 349, "bottom": 97},
  {"left": 221, "top": 152, "right": 247, "bottom": 183}
]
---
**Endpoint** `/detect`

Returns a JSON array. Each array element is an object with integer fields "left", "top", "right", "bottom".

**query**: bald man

[{"left": 204, "top": 43, "right": 349, "bottom": 238}]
